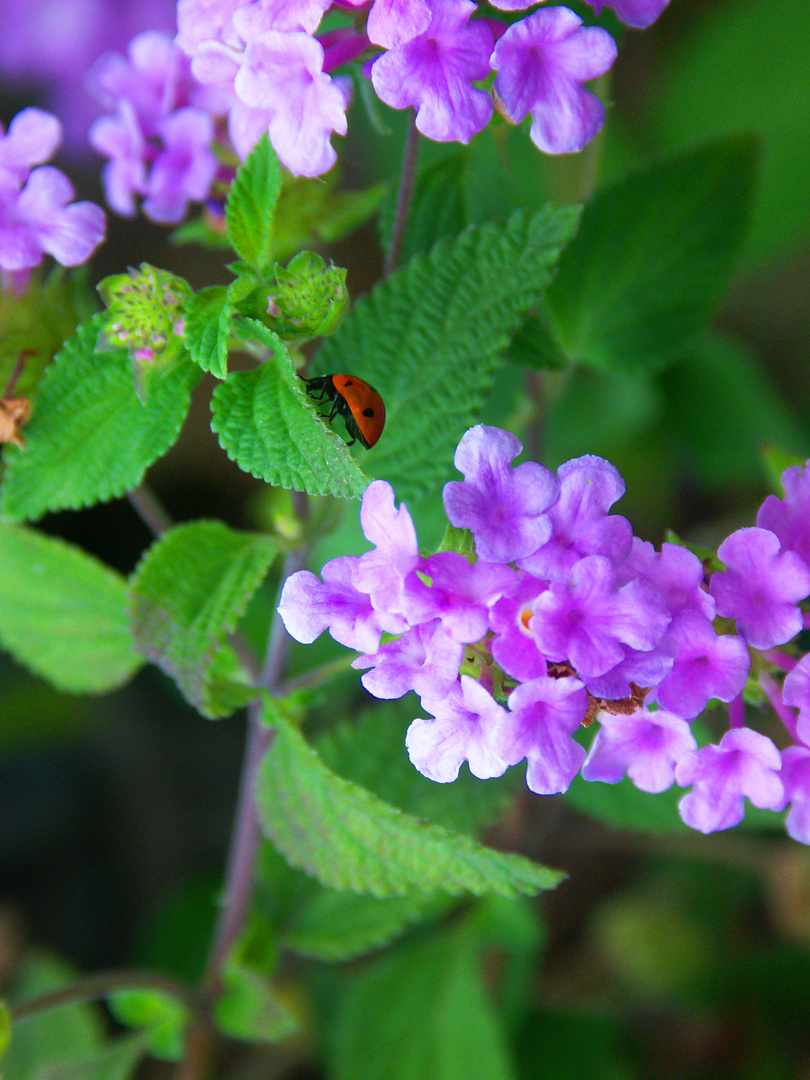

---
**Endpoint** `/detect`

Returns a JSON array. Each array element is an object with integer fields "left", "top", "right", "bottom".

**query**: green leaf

[
  {"left": 0, "top": 1002, "right": 10, "bottom": 1062},
  {"left": 33, "top": 1033, "right": 150, "bottom": 1080},
  {"left": 212, "top": 964, "right": 298, "bottom": 1044},
  {"left": 184, "top": 285, "right": 232, "bottom": 378},
  {"left": 0, "top": 271, "right": 84, "bottom": 396},
  {"left": 2, "top": 954, "right": 104, "bottom": 1080},
  {"left": 256, "top": 697, "right": 564, "bottom": 898},
  {"left": 330, "top": 928, "right": 515, "bottom": 1080},
  {"left": 650, "top": 0, "right": 810, "bottom": 265},
  {"left": 271, "top": 174, "right": 387, "bottom": 263},
  {"left": 317, "top": 702, "right": 524, "bottom": 835},
  {"left": 129, "top": 520, "right": 277, "bottom": 718},
  {"left": 544, "top": 135, "right": 759, "bottom": 372},
  {"left": 1, "top": 318, "right": 198, "bottom": 522},
  {"left": 0, "top": 524, "right": 142, "bottom": 693},
  {"left": 317, "top": 205, "right": 581, "bottom": 502},
  {"left": 661, "top": 330, "right": 806, "bottom": 490},
  {"left": 210, "top": 320, "right": 369, "bottom": 499},
  {"left": 282, "top": 887, "right": 453, "bottom": 963},
  {"left": 225, "top": 134, "right": 282, "bottom": 271},
  {"left": 106, "top": 992, "right": 187, "bottom": 1063}
]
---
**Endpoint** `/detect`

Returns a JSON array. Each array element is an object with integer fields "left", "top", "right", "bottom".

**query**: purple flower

[
  {"left": 519, "top": 455, "right": 632, "bottom": 581},
  {"left": 0, "top": 159, "right": 105, "bottom": 273},
  {"left": 367, "top": 0, "right": 432, "bottom": 48},
  {"left": 493, "top": 675, "right": 588, "bottom": 794},
  {"left": 442, "top": 424, "right": 560, "bottom": 563},
  {"left": 489, "top": 574, "right": 550, "bottom": 682},
  {"left": 233, "top": 0, "right": 333, "bottom": 36},
  {"left": 406, "top": 675, "right": 510, "bottom": 782},
  {"left": 620, "top": 539, "right": 715, "bottom": 622},
  {"left": 780, "top": 746, "right": 810, "bottom": 845},
  {"left": 710, "top": 527, "right": 810, "bottom": 649},
  {"left": 353, "top": 619, "right": 463, "bottom": 700},
  {"left": 676, "top": 728, "right": 784, "bottom": 834},
  {"left": 530, "top": 555, "right": 670, "bottom": 679},
  {"left": 235, "top": 30, "right": 348, "bottom": 176},
  {"left": 782, "top": 653, "right": 810, "bottom": 748},
  {"left": 370, "top": 0, "right": 494, "bottom": 143},
  {"left": 582, "top": 708, "right": 697, "bottom": 793},
  {"left": 277, "top": 555, "right": 399, "bottom": 653},
  {"left": 143, "top": 108, "right": 219, "bottom": 223},
  {"left": 491, "top": 7, "right": 617, "bottom": 155},
  {"left": 0, "top": 108, "right": 62, "bottom": 184},
  {"left": 401, "top": 551, "right": 519, "bottom": 643},
  {"left": 176, "top": 0, "right": 246, "bottom": 54},
  {"left": 584, "top": 0, "right": 671, "bottom": 29},
  {"left": 89, "top": 102, "right": 147, "bottom": 216},
  {"left": 757, "top": 461, "right": 810, "bottom": 569},
  {"left": 352, "top": 480, "right": 420, "bottom": 619},
  {"left": 655, "top": 610, "right": 750, "bottom": 720}
]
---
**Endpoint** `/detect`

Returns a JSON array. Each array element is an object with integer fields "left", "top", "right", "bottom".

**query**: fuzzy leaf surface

[
  {"left": 225, "top": 134, "right": 282, "bottom": 271},
  {"left": 316, "top": 205, "right": 580, "bottom": 502},
  {"left": 210, "top": 320, "right": 368, "bottom": 499},
  {"left": 544, "top": 135, "right": 759, "bottom": 371},
  {"left": 184, "top": 285, "right": 232, "bottom": 378},
  {"left": 0, "top": 524, "right": 142, "bottom": 693},
  {"left": 317, "top": 703, "right": 523, "bottom": 835},
  {"left": 256, "top": 698, "right": 564, "bottom": 898},
  {"left": 1, "top": 318, "right": 197, "bottom": 522},
  {"left": 129, "top": 521, "right": 277, "bottom": 718}
]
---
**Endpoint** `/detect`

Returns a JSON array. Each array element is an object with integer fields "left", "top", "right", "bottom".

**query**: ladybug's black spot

[
  {"left": 362, "top": 407, "right": 374, "bottom": 417},
  {"left": 343, "top": 379, "right": 354, "bottom": 386}
]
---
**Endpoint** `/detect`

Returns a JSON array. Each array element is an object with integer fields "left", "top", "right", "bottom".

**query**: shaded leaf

[
  {"left": 256, "top": 697, "right": 564, "bottom": 898},
  {"left": 544, "top": 135, "right": 759, "bottom": 372},
  {"left": 0, "top": 524, "right": 142, "bottom": 694},
  {"left": 129, "top": 521, "right": 277, "bottom": 718}
]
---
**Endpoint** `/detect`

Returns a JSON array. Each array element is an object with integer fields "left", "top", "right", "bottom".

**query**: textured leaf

[
  {"left": 213, "top": 964, "right": 298, "bottom": 1044},
  {"left": 184, "top": 285, "right": 232, "bottom": 378},
  {"left": 225, "top": 134, "right": 282, "bottom": 271},
  {"left": 282, "top": 888, "right": 452, "bottom": 962},
  {"left": 129, "top": 521, "right": 277, "bottom": 718},
  {"left": 317, "top": 205, "right": 580, "bottom": 502},
  {"left": 0, "top": 524, "right": 142, "bottom": 694},
  {"left": 330, "top": 928, "right": 515, "bottom": 1080},
  {"left": 317, "top": 703, "right": 524, "bottom": 835},
  {"left": 1, "top": 318, "right": 198, "bottom": 522},
  {"left": 210, "top": 320, "right": 369, "bottom": 499},
  {"left": 256, "top": 698, "right": 564, "bottom": 898},
  {"left": 544, "top": 135, "right": 759, "bottom": 372}
]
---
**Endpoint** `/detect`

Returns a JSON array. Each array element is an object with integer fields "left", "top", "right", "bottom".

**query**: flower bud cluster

[{"left": 278, "top": 424, "right": 810, "bottom": 843}]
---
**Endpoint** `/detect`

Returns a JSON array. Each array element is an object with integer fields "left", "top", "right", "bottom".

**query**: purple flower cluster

[
  {"left": 87, "top": 31, "right": 229, "bottom": 223},
  {"left": 169, "top": 0, "right": 668, "bottom": 179},
  {"left": 0, "top": 109, "right": 106, "bottom": 291},
  {"left": 278, "top": 425, "right": 810, "bottom": 844}
]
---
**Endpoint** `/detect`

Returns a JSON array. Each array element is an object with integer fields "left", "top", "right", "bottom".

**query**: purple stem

[
  {"left": 384, "top": 110, "right": 420, "bottom": 278},
  {"left": 760, "top": 671, "right": 800, "bottom": 743}
]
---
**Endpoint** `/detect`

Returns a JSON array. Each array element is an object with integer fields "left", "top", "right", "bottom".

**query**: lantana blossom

[{"left": 277, "top": 428, "right": 810, "bottom": 846}]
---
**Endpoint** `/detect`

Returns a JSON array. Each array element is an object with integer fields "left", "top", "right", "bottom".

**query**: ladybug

[{"left": 299, "top": 373, "right": 386, "bottom": 449}]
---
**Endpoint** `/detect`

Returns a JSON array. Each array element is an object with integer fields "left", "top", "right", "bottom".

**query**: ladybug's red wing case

[{"left": 299, "top": 372, "right": 386, "bottom": 449}]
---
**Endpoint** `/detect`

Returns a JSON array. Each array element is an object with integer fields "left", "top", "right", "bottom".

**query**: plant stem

[
  {"left": 10, "top": 970, "right": 198, "bottom": 1023},
  {"left": 384, "top": 110, "right": 420, "bottom": 278},
  {"left": 176, "top": 548, "right": 309, "bottom": 1080},
  {"left": 128, "top": 483, "right": 173, "bottom": 536}
]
